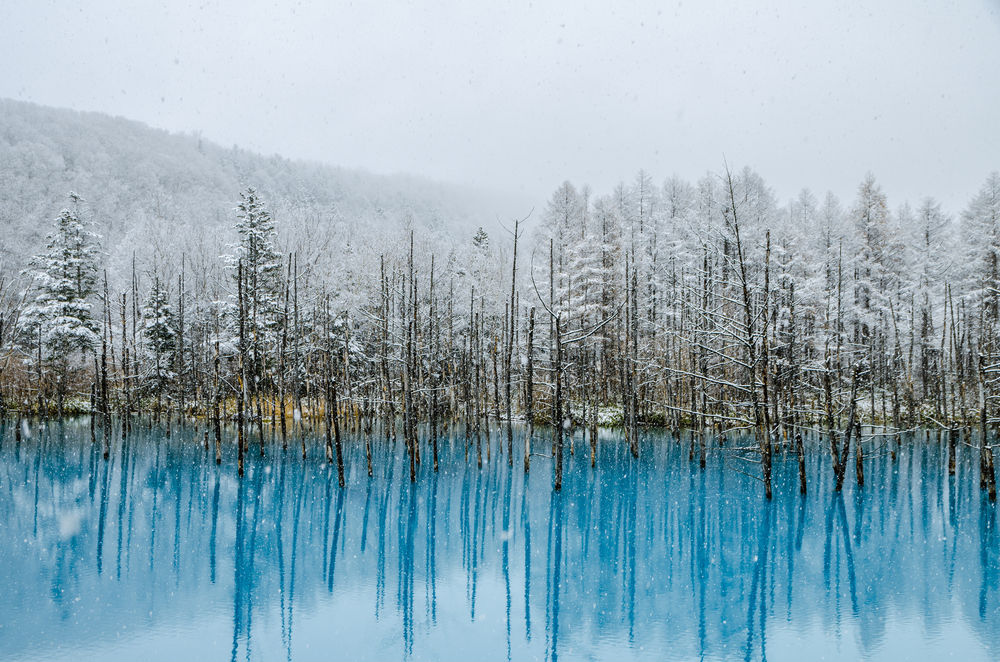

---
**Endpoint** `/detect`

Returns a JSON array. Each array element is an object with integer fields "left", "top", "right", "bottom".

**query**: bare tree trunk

[
  {"left": 525, "top": 307, "right": 535, "bottom": 473},
  {"left": 590, "top": 348, "right": 598, "bottom": 468},
  {"left": 328, "top": 353, "right": 346, "bottom": 488},
  {"left": 90, "top": 382, "right": 97, "bottom": 445},
  {"left": 630, "top": 262, "right": 639, "bottom": 459},
  {"left": 795, "top": 432, "right": 806, "bottom": 495},
  {"left": 430, "top": 256, "right": 439, "bottom": 473},
  {"left": 279, "top": 256, "right": 291, "bottom": 450},
  {"left": 237, "top": 260, "right": 246, "bottom": 478},
  {"left": 176, "top": 261, "right": 185, "bottom": 427},
  {"left": 120, "top": 293, "right": 129, "bottom": 440},
  {"left": 214, "top": 338, "right": 222, "bottom": 465},
  {"left": 978, "top": 355, "right": 997, "bottom": 501},
  {"left": 504, "top": 219, "right": 520, "bottom": 466},
  {"left": 760, "top": 232, "right": 773, "bottom": 497},
  {"left": 948, "top": 427, "right": 957, "bottom": 476},
  {"left": 855, "top": 418, "right": 865, "bottom": 488},
  {"left": 835, "top": 365, "right": 861, "bottom": 492},
  {"left": 724, "top": 166, "right": 767, "bottom": 498},
  {"left": 553, "top": 314, "right": 564, "bottom": 491},
  {"left": 101, "top": 273, "right": 111, "bottom": 460}
]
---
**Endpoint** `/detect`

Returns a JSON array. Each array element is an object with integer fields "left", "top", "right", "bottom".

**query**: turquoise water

[{"left": 0, "top": 422, "right": 997, "bottom": 661}]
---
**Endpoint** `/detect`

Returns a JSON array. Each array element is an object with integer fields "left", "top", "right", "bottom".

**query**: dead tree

[
  {"left": 834, "top": 364, "right": 862, "bottom": 492},
  {"left": 525, "top": 306, "right": 535, "bottom": 473}
]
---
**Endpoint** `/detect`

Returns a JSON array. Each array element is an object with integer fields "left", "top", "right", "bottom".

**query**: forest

[
  {"left": 2, "top": 141, "right": 1000, "bottom": 502},
  {"left": 5, "top": 1, "right": 1000, "bottom": 658}
]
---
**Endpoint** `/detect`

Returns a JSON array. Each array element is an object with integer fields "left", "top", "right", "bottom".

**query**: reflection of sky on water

[{"left": 0, "top": 422, "right": 997, "bottom": 661}]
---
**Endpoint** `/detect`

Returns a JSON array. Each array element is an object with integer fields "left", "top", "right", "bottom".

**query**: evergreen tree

[
  {"left": 228, "top": 187, "right": 284, "bottom": 357},
  {"left": 21, "top": 194, "right": 101, "bottom": 412},
  {"left": 472, "top": 226, "right": 489, "bottom": 252},
  {"left": 22, "top": 195, "right": 101, "bottom": 356},
  {"left": 141, "top": 273, "right": 176, "bottom": 400}
]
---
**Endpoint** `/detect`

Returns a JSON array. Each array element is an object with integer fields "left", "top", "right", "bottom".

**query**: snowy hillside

[{"left": 0, "top": 98, "right": 521, "bottom": 281}]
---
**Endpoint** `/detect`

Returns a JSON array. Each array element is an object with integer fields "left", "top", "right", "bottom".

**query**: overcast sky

[{"left": 2, "top": 0, "right": 998, "bottom": 212}]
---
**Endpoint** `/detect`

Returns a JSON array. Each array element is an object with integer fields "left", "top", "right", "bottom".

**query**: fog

[{"left": 2, "top": 0, "right": 998, "bottom": 209}]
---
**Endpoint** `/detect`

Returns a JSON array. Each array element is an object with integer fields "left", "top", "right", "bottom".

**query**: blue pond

[{"left": 0, "top": 422, "right": 998, "bottom": 661}]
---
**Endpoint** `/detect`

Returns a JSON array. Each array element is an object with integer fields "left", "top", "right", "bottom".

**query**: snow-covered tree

[
  {"left": 905, "top": 199, "right": 951, "bottom": 396},
  {"left": 18, "top": 194, "right": 101, "bottom": 414},
  {"left": 533, "top": 181, "right": 585, "bottom": 317},
  {"left": 960, "top": 172, "right": 1000, "bottom": 320},
  {"left": 228, "top": 187, "right": 284, "bottom": 350},
  {"left": 535, "top": 181, "right": 584, "bottom": 284},
  {"left": 21, "top": 194, "right": 101, "bottom": 363},
  {"left": 849, "top": 173, "right": 893, "bottom": 344},
  {"left": 142, "top": 273, "right": 176, "bottom": 401}
]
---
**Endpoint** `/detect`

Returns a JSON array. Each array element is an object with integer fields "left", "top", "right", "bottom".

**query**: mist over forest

[{"left": 0, "top": 98, "right": 524, "bottom": 288}]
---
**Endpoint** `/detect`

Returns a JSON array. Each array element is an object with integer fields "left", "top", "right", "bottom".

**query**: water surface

[{"left": 0, "top": 422, "right": 998, "bottom": 661}]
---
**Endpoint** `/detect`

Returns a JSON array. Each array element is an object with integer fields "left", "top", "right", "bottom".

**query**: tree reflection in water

[{"left": 0, "top": 421, "right": 997, "bottom": 661}]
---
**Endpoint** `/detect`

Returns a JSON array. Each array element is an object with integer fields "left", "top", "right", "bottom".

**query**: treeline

[{"left": 1, "top": 166, "right": 999, "bottom": 499}]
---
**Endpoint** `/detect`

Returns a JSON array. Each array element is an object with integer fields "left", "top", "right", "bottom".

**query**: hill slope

[{"left": 0, "top": 99, "right": 521, "bottom": 281}]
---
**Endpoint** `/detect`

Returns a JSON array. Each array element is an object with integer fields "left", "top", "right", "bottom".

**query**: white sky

[{"left": 2, "top": 0, "right": 998, "bottom": 212}]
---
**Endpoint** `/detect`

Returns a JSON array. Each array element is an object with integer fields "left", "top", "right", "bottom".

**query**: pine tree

[
  {"left": 141, "top": 273, "right": 176, "bottom": 402},
  {"left": 470, "top": 226, "right": 493, "bottom": 293},
  {"left": 472, "top": 226, "right": 489, "bottom": 252},
  {"left": 227, "top": 187, "right": 284, "bottom": 448},
  {"left": 228, "top": 187, "right": 284, "bottom": 372},
  {"left": 20, "top": 193, "right": 101, "bottom": 414},
  {"left": 230, "top": 188, "right": 283, "bottom": 322}
]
